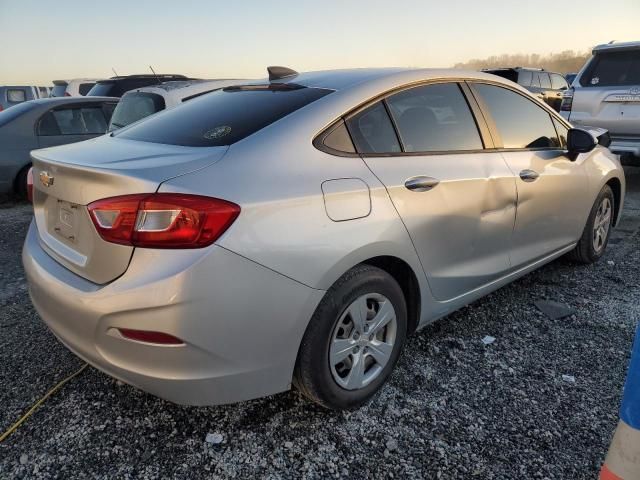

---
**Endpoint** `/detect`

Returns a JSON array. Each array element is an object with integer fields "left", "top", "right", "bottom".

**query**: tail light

[
  {"left": 88, "top": 193, "right": 240, "bottom": 248},
  {"left": 27, "top": 167, "right": 34, "bottom": 202},
  {"left": 64, "top": 92, "right": 71, "bottom": 97},
  {"left": 560, "top": 87, "right": 574, "bottom": 112}
]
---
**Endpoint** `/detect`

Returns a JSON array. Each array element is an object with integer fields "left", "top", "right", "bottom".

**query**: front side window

[
  {"left": 346, "top": 102, "right": 400, "bottom": 154},
  {"left": 50, "top": 84, "right": 67, "bottom": 97},
  {"left": 552, "top": 118, "right": 569, "bottom": 148},
  {"left": 473, "top": 83, "right": 560, "bottom": 149},
  {"left": 581, "top": 50, "right": 640, "bottom": 87},
  {"left": 38, "top": 107, "right": 108, "bottom": 136},
  {"left": 109, "top": 92, "right": 165, "bottom": 131},
  {"left": 118, "top": 85, "right": 331, "bottom": 147},
  {"left": 7, "top": 89, "right": 26, "bottom": 103},
  {"left": 386, "top": 83, "right": 482, "bottom": 152}
]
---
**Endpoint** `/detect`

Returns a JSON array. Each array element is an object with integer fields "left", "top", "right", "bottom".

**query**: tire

[
  {"left": 568, "top": 185, "right": 614, "bottom": 264},
  {"left": 13, "top": 166, "right": 30, "bottom": 200},
  {"left": 293, "top": 264, "right": 407, "bottom": 410}
]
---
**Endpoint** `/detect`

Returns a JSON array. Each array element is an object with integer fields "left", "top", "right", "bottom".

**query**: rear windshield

[
  {"left": 117, "top": 85, "right": 332, "bottom": 147},
  {"left": 50, "top": 85, "right": 67, "bottom": 97},
  {"left": 109, "top": 92, "right": 165, "bottom": 131},
  {"left": 0, "top": 101, "right": 35, "bottom": 126},
  {"left": 581, "top": 50, "right": 640, "bottom": 87},
  {"left": 88, "top": 82, "right": 116, "bottom": 97}
]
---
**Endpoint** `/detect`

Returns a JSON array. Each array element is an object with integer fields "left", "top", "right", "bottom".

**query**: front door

[
  {"left": 346, "top": 82, "right": 517, "bottom": 301},
  {"left": 470, "top": 82, "right": 589, "bottom": 267}
]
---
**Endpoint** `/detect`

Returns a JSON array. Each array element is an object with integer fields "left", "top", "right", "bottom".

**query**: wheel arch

[
  {"left": 605, "top": 176, "right": 623, "bottom": 226},
  {"left": 360, "top": 255, "right": 421, "bottom": 335}
]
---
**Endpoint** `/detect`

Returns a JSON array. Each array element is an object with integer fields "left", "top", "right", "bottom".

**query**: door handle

[
  {"left": 404, "top": 176, "right": 440, "bottom": 192},
  {"left": 519, "top": 169, "right": 539, "bottom": 182}
]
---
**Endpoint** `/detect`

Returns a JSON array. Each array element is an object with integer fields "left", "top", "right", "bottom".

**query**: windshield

[
  {"left": 0, "top": 101, "right": 36, "bottom": 126},
  {"left": 117, "top": 85, "right": 332, "bottom": 147},
  {"left": 109, "top": 92, "right": 165, "bottom": 131}
]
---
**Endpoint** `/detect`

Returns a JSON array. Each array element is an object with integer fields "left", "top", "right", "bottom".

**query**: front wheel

[
  {"left": 569, "top": 185, "right": 614, "bottom": 264},
  {"left": 293, "top": 265, "right": 407, "bottom": 410}
]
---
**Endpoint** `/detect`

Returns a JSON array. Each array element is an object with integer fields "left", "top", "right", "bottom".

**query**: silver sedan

[{"left": 23, "top": 67, "right": 625, "bottom": 410}]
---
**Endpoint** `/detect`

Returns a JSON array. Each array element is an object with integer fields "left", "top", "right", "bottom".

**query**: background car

[
  {"left": 483, "top": 67, "right": 569, "bottom": 111},
  {"left": 50, "top": 79, "right": 102, "bottom": 97},
  {"left": 23, "top": 67, "right": 624, "bottom": 411},
  {"left": 87, "top": 74, "right": 190, "bottom": 98},
  {"left": 0, "top": 96, "right": 117, "bottom": 197},
  {"left": 565, "top": 73, "right": 577, "bottom": 86},
  {"left": 108, "top": 78, "right": 248, "bottom": 131},
  {"left": 561, "top": 41, "right": 640, "bottom": 164},
  {"left": 0, "top": 86, "right": 40, "bottom": 111}
]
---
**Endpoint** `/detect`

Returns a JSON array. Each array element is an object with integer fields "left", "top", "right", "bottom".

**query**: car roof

[
  {"left": 29, "top": 96, "right": 118, "bottom": 106},
  {"left": 97, "top": 74, "right": 190, "bottom": 83},
  {"left": 131, "top": 79, "right": 248, "bottom": 95},
  {"left": 263, "top": 67, "right": 525, "bottom": 92},
  {"left": 593, "top": 40, "right": 640, "bottom": 53}
]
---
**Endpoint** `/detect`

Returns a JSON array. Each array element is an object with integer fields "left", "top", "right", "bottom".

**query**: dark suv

[
  {"left": 482, "top": 67, "right": 569, "bottom": 111},
  {"left": 86, "top": 74, "right": 191, "bottom": 98}
]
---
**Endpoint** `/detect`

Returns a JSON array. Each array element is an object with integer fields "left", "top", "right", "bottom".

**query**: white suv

[
  {"left": 108, "top": 79, "right": 248, "bottom": 131},
  {"left": 561, "top": 41, "right": 640, "bottom": 162},
  {"left": 50, "top": 78, "right": 103, "bottom": 97}
]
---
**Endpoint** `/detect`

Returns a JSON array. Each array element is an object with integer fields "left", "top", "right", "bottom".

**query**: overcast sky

[{"left": 1, "top": 0, "right": 638, "bottom": 84}]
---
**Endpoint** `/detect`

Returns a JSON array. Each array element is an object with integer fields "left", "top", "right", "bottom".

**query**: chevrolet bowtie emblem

[{"left": 39, "top": 171, "right": 54, "bottom": 187}]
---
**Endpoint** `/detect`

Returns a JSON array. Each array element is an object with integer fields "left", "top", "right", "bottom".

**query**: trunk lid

[{"left": 30, "top": 136, "right": 228, "bottom": 284}]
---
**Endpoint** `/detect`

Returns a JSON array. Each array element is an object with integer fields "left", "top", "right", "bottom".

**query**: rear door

[
  {"left": 350, "top": 82, "right": 517, "bottom": 301},
  {"left": 36, "top": 102, "right": 114, "bottom": 148},
  {"left": 570, "top": 48, "right": 640, "bottom": 138},
  {"left": 469, "top": 82, "right": 589, "bottom": 267}
]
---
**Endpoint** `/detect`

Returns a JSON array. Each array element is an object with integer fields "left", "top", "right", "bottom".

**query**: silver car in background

[
  {"left": 23, "top": 67, "right": 625, "bottom": 410},
  {"left": 561, "top": 41, "right": 640, "bottom": 163}
]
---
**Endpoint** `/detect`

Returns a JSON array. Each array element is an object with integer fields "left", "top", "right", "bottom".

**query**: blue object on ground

[{"left": 621, "top": 326, "right": 640, "bottom": 430}]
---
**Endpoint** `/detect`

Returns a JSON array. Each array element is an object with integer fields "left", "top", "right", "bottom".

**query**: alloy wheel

[{"left": 592, "top": 197, "right": 612, "bottom": 253}]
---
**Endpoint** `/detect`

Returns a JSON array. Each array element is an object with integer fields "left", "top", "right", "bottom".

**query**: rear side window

[
  {"left": 538, "top": 73, "right": 552, "bottom": 89},
  {"left": 550, "top": 74, "right": 568, "bottom": 90},
  {"left": 79, "top": 83, "right": 95, "bottom": 95},
  {"left": 518, "top": 71, "right": 533, "bottom": 87},
  {"left": 386, "top": 83, "right": 482, "bottom": 152},
  {"left": 38, "top": 107, "right": 108, "bottom": 136},
  {"left": 346, "top": 102, "right": 401, "bottom": 154},
  {"left": 581, "top": 50, "right": 640, "bottom": 87},
  {"left": 118, "top": 85, "right": 332, "bottom": 147},
  {"left": 474, "top": 84, "right": 560, "bottom": 149},
  {"left": 7, "top": 89, "right": 26, "bottom": 103},
  {"left": 109, "top": 92, "right": 165, "bottom": 131},
  {"left": 50, "top": 85, "right": 67, "bottom": 97}
]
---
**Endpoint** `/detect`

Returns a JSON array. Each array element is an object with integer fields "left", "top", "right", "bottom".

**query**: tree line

[{"left": 453, "top": 50, "right": 592, "bottom": 74}]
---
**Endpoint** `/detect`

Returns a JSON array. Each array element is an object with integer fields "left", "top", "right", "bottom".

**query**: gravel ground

[{"left": 1, "top": 168, "right": 639, "bottom": 479}]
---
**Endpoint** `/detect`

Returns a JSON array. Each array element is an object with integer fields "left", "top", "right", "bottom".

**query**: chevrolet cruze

[{"left": 23, "top": 67, "right": 625, "bottom": 410}]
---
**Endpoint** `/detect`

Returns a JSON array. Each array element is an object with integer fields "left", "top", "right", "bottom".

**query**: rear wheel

[
  {"left": 293, "top": 265, "right": 407, "bottom": 410},
  {"left": 569, "top": 185, "right": 614, "bottom": 264}
]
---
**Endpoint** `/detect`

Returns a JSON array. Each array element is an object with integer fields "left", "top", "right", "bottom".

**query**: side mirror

[{"left": 567, "top": 128, "right": 598, "bottom": 154}]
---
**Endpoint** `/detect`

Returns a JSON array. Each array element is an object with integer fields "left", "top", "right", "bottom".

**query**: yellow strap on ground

[{"left": 0, "top": 363, "right": 88, "bottom": 443}]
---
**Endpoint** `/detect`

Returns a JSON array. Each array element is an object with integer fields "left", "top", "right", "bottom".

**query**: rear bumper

[
  {"left": 22, "top": 221, "right": 324, "bottom": 405},
  {"left": 609, "top": 138, "right": 640, "bottom": 157}
]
